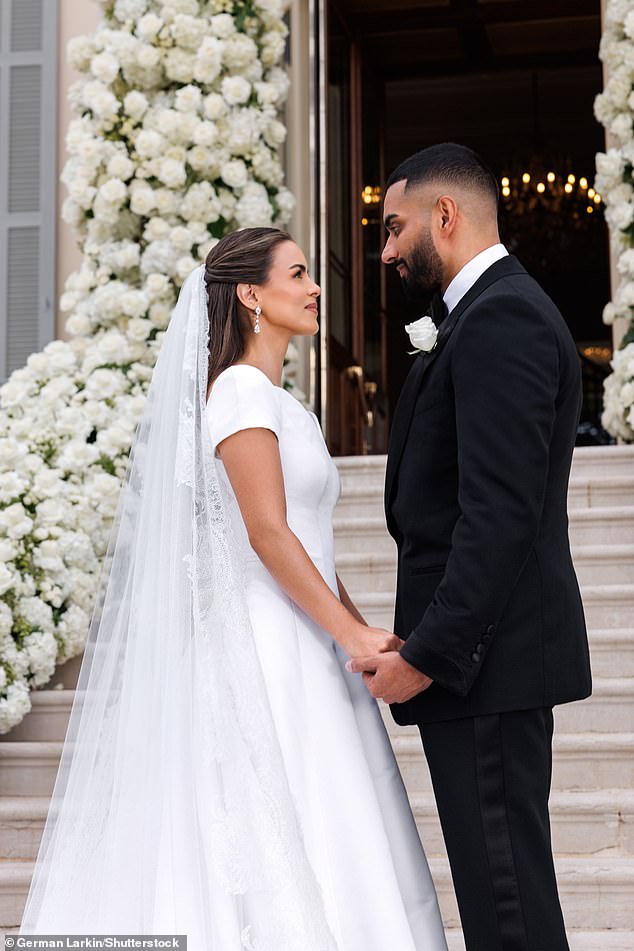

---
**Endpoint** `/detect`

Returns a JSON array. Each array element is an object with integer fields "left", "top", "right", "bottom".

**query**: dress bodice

[{"left": 206, "top": 364, "right": 341, "bottom": 568}]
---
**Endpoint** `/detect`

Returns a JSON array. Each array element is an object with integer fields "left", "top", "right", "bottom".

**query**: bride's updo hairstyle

[{"left": 204, "top": 226, "right": 292, "bottom": 385}]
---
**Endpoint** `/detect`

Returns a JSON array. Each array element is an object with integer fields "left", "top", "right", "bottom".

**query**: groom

[{"left": 349, "top": 143, "right": 592, "bottom": 950}]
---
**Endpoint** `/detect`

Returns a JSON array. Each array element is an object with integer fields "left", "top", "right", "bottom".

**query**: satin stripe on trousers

[{"left": 420, "top": 708, "right": 569, "bottom": 951}]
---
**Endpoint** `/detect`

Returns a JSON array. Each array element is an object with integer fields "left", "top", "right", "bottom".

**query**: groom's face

[{"left": 381, "top": 180, "right": 444, "bottom": 309}]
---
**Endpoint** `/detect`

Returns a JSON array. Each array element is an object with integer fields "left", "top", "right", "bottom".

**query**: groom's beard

[{"left": 396, "top": 231, "right": 443, "bottom": 312}]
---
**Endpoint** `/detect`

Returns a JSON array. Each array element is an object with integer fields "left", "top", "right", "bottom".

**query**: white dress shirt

[{"left": 443, "top": 243, "right": 509, "bottom": 315}]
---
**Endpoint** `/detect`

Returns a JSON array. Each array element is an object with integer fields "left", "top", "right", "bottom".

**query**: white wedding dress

[{"left": 206, "top": 363, "right": 447, "bottom": 951}]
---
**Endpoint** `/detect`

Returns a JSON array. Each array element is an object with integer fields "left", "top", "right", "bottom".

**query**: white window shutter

[{"left": 0, "top": 0, "right": 57, "bottom": 383}]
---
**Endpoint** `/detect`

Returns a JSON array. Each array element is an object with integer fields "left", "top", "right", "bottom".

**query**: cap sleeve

[{"left": 206, "top": 365, "right": 282, "bottom": 456}]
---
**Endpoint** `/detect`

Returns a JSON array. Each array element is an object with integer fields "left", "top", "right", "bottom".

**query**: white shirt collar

[{"left": 443, "top": 243, "right": 509, "bottom": 315}]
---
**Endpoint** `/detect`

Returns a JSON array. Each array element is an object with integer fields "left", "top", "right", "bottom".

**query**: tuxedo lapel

[{"left": 384, "top": 254, "right": 526, "bottom": 518}]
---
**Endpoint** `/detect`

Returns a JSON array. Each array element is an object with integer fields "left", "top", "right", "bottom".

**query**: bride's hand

[{"left": 343, "top": 623, "right": 405, "bottom": 659}]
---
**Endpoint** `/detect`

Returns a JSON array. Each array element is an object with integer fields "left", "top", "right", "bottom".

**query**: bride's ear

[{"left": 236, "top": 282, "right": 259, "bottom": 312}]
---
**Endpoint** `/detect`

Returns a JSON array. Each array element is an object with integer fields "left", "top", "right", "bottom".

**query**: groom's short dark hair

[{"left": 386, "top": 143, "right": 499, "bottom": 207}]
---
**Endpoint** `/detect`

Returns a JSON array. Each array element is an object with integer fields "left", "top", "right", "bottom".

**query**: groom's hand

[{"left": 346, "top": 652, "right": 433, "bottom": 703}]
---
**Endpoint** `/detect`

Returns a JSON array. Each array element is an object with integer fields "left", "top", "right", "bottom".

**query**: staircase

[
  {"left": 0, "top": 446, "right": 632, "bottom": 947},
  {"left": 333, "top": 445, "right": 634, "bottom": 951}
]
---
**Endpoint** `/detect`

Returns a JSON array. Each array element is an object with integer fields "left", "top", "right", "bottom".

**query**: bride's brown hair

[{"left": 204, "top": 227, "right": 292, "bottom": 386}]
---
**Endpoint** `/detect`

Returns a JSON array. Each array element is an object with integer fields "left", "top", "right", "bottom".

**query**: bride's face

[{"left": 256, "top": 241, "right": 321, "bottom": 336}]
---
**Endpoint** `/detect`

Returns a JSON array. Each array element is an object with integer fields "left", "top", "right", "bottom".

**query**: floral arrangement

[
  {"left": 594, "top": 0, "right": 634, "bottom": 440},
  {"left": 0, "top": 0, "right": 297, "bottom": 732}
]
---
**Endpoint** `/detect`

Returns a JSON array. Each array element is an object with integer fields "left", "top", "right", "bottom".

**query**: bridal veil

[{"left": 19, "top": 265, "right": 337, "bottom": 950}]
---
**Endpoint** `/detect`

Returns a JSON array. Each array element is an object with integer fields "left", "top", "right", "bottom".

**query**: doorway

[{"left": 320, "top": 0, "right": 610, "bottom": 453}]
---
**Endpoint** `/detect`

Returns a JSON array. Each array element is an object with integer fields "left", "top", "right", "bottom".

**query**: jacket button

[
  {"left": 471, "top": 652, "right": 481, "bottom": 663},
  {"left": 476, "top": 643, "right": 485, "bottom": 654},
  {"left": 486, "top": 624, "right": 495, "bottom": 635}
]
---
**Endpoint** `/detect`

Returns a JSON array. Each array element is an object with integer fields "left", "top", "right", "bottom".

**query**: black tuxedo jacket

[{"left": 385, "top": 255, "right": 592, "bottom": 725}]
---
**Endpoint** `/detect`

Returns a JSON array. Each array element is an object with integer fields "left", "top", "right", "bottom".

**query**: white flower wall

[
  {"left": 0, "top": 0, "right": 297, "bottom": 732},
  {"left": 595, "top": 0, "right": 634, "bottom": 441}
]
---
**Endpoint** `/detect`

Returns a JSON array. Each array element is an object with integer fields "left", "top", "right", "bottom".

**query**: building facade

[{"left": 0, "top": 0, "right": 620, "bottom": 455}]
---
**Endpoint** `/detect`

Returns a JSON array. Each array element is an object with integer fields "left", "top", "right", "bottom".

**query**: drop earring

[{"left": 254, "top": 305, "right": 261, "bottom": 334}]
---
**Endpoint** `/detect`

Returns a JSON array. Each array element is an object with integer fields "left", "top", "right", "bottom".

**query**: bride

[{"left": 19, "top": 227, "right": 447, "bottom": 950}]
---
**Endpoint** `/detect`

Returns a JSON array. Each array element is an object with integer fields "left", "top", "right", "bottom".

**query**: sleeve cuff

[{"left": 399, "top": 636, "right": 468, "bottom": 696}]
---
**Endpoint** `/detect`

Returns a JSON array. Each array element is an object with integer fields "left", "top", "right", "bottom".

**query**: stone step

[
  {"left": 334, "top": 507, "right": 634, "bottom": 554},
  {"left": 11, "top": 786, "right": 624, "bottom": 861},
  {"left": 1, "top": 852, "right": 632, "bottom": 934},
  {"left": 569, "top": 476, "right": 634, "bottom": 509},
  {"left": 570, "top": 508, "right": 634, "bottom": 546},
  {"left": 445, "top": 929, "right": 634, "bottom": 951},
  {"left": 581, "top": 585, "right": 634, "bottom": 630},
  {"left": 385, "top": 724, "right": 634, "bottom": 795},
  {"left": 588, "top": 630, "right": 634, "bottom": 678},
  {"left": 4, "top": 688, "right": 75, "bottom": 742},
  {"left": 334, "top": 445, "right": 634, "bottom": 489},
  {"left": 6, "top": 646, "right": 634, "bottom": 753},
  {"left": 411, "top": 789, "right": 634, "bottom": 858},
  {"left": 334, "top": 476, "right": 634, "bottom": 517},
  {"left": 352, "top": 585, "right": 634, "bottom": 632},
  {"left": 0, "top": 797, "right": 51, "bottom": 860},
  {"left": 429, "top": 855, "right": 634, "bottom": 931},
  {"left": 336, "top": 545, "right": 634, "bottom": 592},
  {"left": 4, "top": 724, "right": 633, "bottom": 803},
  {"left": 0, "top": 742, "right": 64, "bottom": 797},
  {"left": 17, "top": 787, "right": 630, "bottom": 864}
]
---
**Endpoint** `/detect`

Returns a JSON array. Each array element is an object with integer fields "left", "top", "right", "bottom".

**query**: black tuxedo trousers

[{"left": 384, "top": 256, "right": 591, "bottom": 949}]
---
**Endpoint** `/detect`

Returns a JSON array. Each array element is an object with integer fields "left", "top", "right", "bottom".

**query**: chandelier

[{"left": 499, "top": 166, "right": 602, "bottom": 223}]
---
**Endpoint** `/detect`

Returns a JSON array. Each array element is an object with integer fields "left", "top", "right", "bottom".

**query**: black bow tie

[{"left": 428, "top": 291, "right": 449, "bottom": 326}]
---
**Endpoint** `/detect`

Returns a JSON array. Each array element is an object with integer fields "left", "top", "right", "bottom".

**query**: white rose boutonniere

[{"left": 405, "top": 315, "right": 439, "bottom": 355}]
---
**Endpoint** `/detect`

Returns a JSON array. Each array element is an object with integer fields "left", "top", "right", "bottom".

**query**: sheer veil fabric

[{"left": 19, "top": 265, "right": 338, "bottom": 950}]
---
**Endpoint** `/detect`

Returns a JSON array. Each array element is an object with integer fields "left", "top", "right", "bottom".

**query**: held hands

[
  {"left": 343, "top": 623, "right": 433, "bottom": 703},
  {"left": 342, "top": 623, "right": 405, "bottom": 659}
]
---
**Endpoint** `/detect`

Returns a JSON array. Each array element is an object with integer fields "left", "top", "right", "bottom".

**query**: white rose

[
  {"left": 135, "top": 129, "right": 165, "bottom": 159},
  {"left": 149, "top": 301, "right": 171, "bottom": 329},
  {"left": 123, "top": 90, "right": 149, "bottom": 120},
  {"left": 235, "top": 182, "right": 273, "bottom": 227},
  {"left": 210, "top": 14, "right": 235, "bottom": 38},
  {"left": 136, "top": 12, "right": 163, "bottom": 42},
  {"left": 91, "top": 51, "right": 120, "bottom": 85},
  {"left": 192, "top": 119, "right": 218, "bottom": 147},
  {"left": 221, "top": 75, "right": 251, "bottom": 106},
  {"left": 260, "top": 29, "right": 286, "bottom": 67},
  {"left": 170, "top": 14, "right": 205, "bottom": 50},
  {"left": 136, "top": 43, "right": 161, "bottom": 69},
  {"left": 129, "top": 183, "right": 156, "bottom": 216},
  {"left": 145, "top": 273, "right": 171, "bottom": 298},
  {"left": 0, "top": 562, "right": 16, "bottom": 596},
  {"left": 119, "top": 289, "right": 148, "bottom": 319},
  {"left": 83, "top": 80, "right": 119, "bottom": 120},
  {"left": 158, "top": 157, "right": 187, "bottom": 188},
  {"left": 57, "top": 442, "right": 100, "bottom": 471},
  {"left": 67, "top": 36, "right": 96, "bottom": 72},
  {"left": 203, "top": 92, "right": 227, "bottom": 120},
  {"left": 98, "top": 178, "right": 127, "bottom": 206},
  {"left": 175, "top": 255, "right": 198, "bottom": 280},
  {"left": 114, "top": 0, "right": 148, "bottom": 21},
  {"left": 0, "top": 375, "right": 36, "bottom": 407},
  {"left": 165, "top": 48, "right": 195, "bottom": 83},
  {"left": 221, "top": 159, "right": 248, "bottom": 189},
  {"left": 107, "top": 154, "right": 135, "bottom": 180},
  {"left": 194, "top": 37, "right": 224, "bottom": 85},
  {"left": 606, "top": 201, "right": 634, "bottom": 231},
  {"left": 275, "top": 185, "right": 296, "bottom": 222},
  {"left": 175, "top": 84, "right": 203, "bottom": 113},
  {"left": 126, "top": 317, "right": 152, "bottom": 341},
  {"left": 144, "top": 217, "right": 171, "bottom": 241},
  {"left": 610, "top": 113, "right": 634, "bottom": 142},
  {"left": 404, "top": 315, "right": 439, "bottom": 353},
  {"left": 223, "top": 33, "right": 258, "bottom": 71},
  {"left": 0, "top": 503, "right": 33, "bottom": 540}
]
